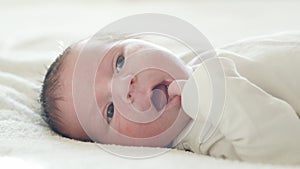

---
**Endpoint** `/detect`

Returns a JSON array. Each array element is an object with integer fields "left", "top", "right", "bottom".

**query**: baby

[{"left": 40, "top": 33, "right": 300, "bottom": 165}]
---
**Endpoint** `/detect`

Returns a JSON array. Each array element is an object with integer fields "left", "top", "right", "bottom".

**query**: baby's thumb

[{"left": 168, "top": 80, "right": 186, "bottom": 97}]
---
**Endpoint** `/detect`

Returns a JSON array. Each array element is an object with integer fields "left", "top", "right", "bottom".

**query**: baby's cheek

[
  {"left": 117, "top": 124, "right": 131, "bottom": 137},
  {"left": 123, "top": 123, "right": 135, "bottom": 136},
  {"left": 110, "top": 112, "right": 120, "bottom": 133},
  {"left": 111, "top": 113, "right": 133, "bottom": 135},
  {"left": 115, "top": 115, "right": 147, "bottom": 138}
]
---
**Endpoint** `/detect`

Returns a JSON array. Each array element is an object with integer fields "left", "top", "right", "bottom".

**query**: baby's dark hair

[
  {"left": 40, "top": 34, "right": 137, "bottom": 141},
  {"left": 40, "top": 47, "right": 71, "bottom": 139}
]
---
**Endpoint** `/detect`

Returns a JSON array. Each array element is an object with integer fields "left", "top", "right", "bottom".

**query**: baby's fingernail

[{"left": 168, "top": 80, "right": 187, "bottom": 96}]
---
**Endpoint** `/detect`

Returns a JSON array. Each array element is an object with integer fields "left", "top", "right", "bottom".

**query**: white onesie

[{"left": 173, "top": 32, "right": 300, "bottom": 165}]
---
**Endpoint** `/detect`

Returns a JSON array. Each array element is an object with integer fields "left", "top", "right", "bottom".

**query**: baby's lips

[{"left": 168, "top": 80, "right": 187, "bottom": 97}]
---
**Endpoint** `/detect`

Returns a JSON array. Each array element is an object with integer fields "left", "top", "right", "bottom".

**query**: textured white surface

[{"left": 1, "top": 0, "right": 300, "bottom": 168}]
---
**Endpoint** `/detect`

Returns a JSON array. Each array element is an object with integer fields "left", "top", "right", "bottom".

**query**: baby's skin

[{"left": 58, "top": 38, "right": 193, "bottom": 146}]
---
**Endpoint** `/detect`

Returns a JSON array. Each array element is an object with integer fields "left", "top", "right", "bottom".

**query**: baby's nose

[{"left": 128, "top": 77, "right": 151, "bottom": 112}]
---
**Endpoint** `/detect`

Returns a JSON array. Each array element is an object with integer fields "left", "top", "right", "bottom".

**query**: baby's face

[{"left": 59, "top": 38, "right": 192, "bottom": 147}]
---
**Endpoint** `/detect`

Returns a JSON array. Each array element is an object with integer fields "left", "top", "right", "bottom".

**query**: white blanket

[
  {"left": 1, "top": 31, "right": 300, "bottom": 168},
  {"left": 178, "top": 31, "right": 300, "bottom": 164}
]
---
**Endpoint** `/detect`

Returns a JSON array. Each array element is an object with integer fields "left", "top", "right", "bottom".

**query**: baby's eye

[
  {"left": 116, "top": 55, "right": 125, "bottom": 73},
  {"left": 106, "top": 103, "right": 114, "bottom": 124}
]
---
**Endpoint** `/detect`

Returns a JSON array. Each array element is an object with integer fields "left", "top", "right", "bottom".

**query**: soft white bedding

[{"left": 1, "top": 1, "right": 300, "bottom": 169}]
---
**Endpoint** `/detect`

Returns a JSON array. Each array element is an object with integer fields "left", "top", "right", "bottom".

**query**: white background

[{"left": 1, "top": 0, "right": 300, "bottom": 58}]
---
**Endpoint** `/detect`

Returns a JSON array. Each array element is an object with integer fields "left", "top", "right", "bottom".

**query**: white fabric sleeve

[{"left": 181, "top": 57, "right": 300, "bottom": 165}]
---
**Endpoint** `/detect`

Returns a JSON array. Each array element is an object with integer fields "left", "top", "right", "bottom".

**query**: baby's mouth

[{"left": 151, "top": 83, "right": 169, "bottom": 112}]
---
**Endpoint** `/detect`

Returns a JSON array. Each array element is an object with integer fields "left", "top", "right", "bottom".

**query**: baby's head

[{"left": 40, "top": 35, "right": 192, "bottom": 147}]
